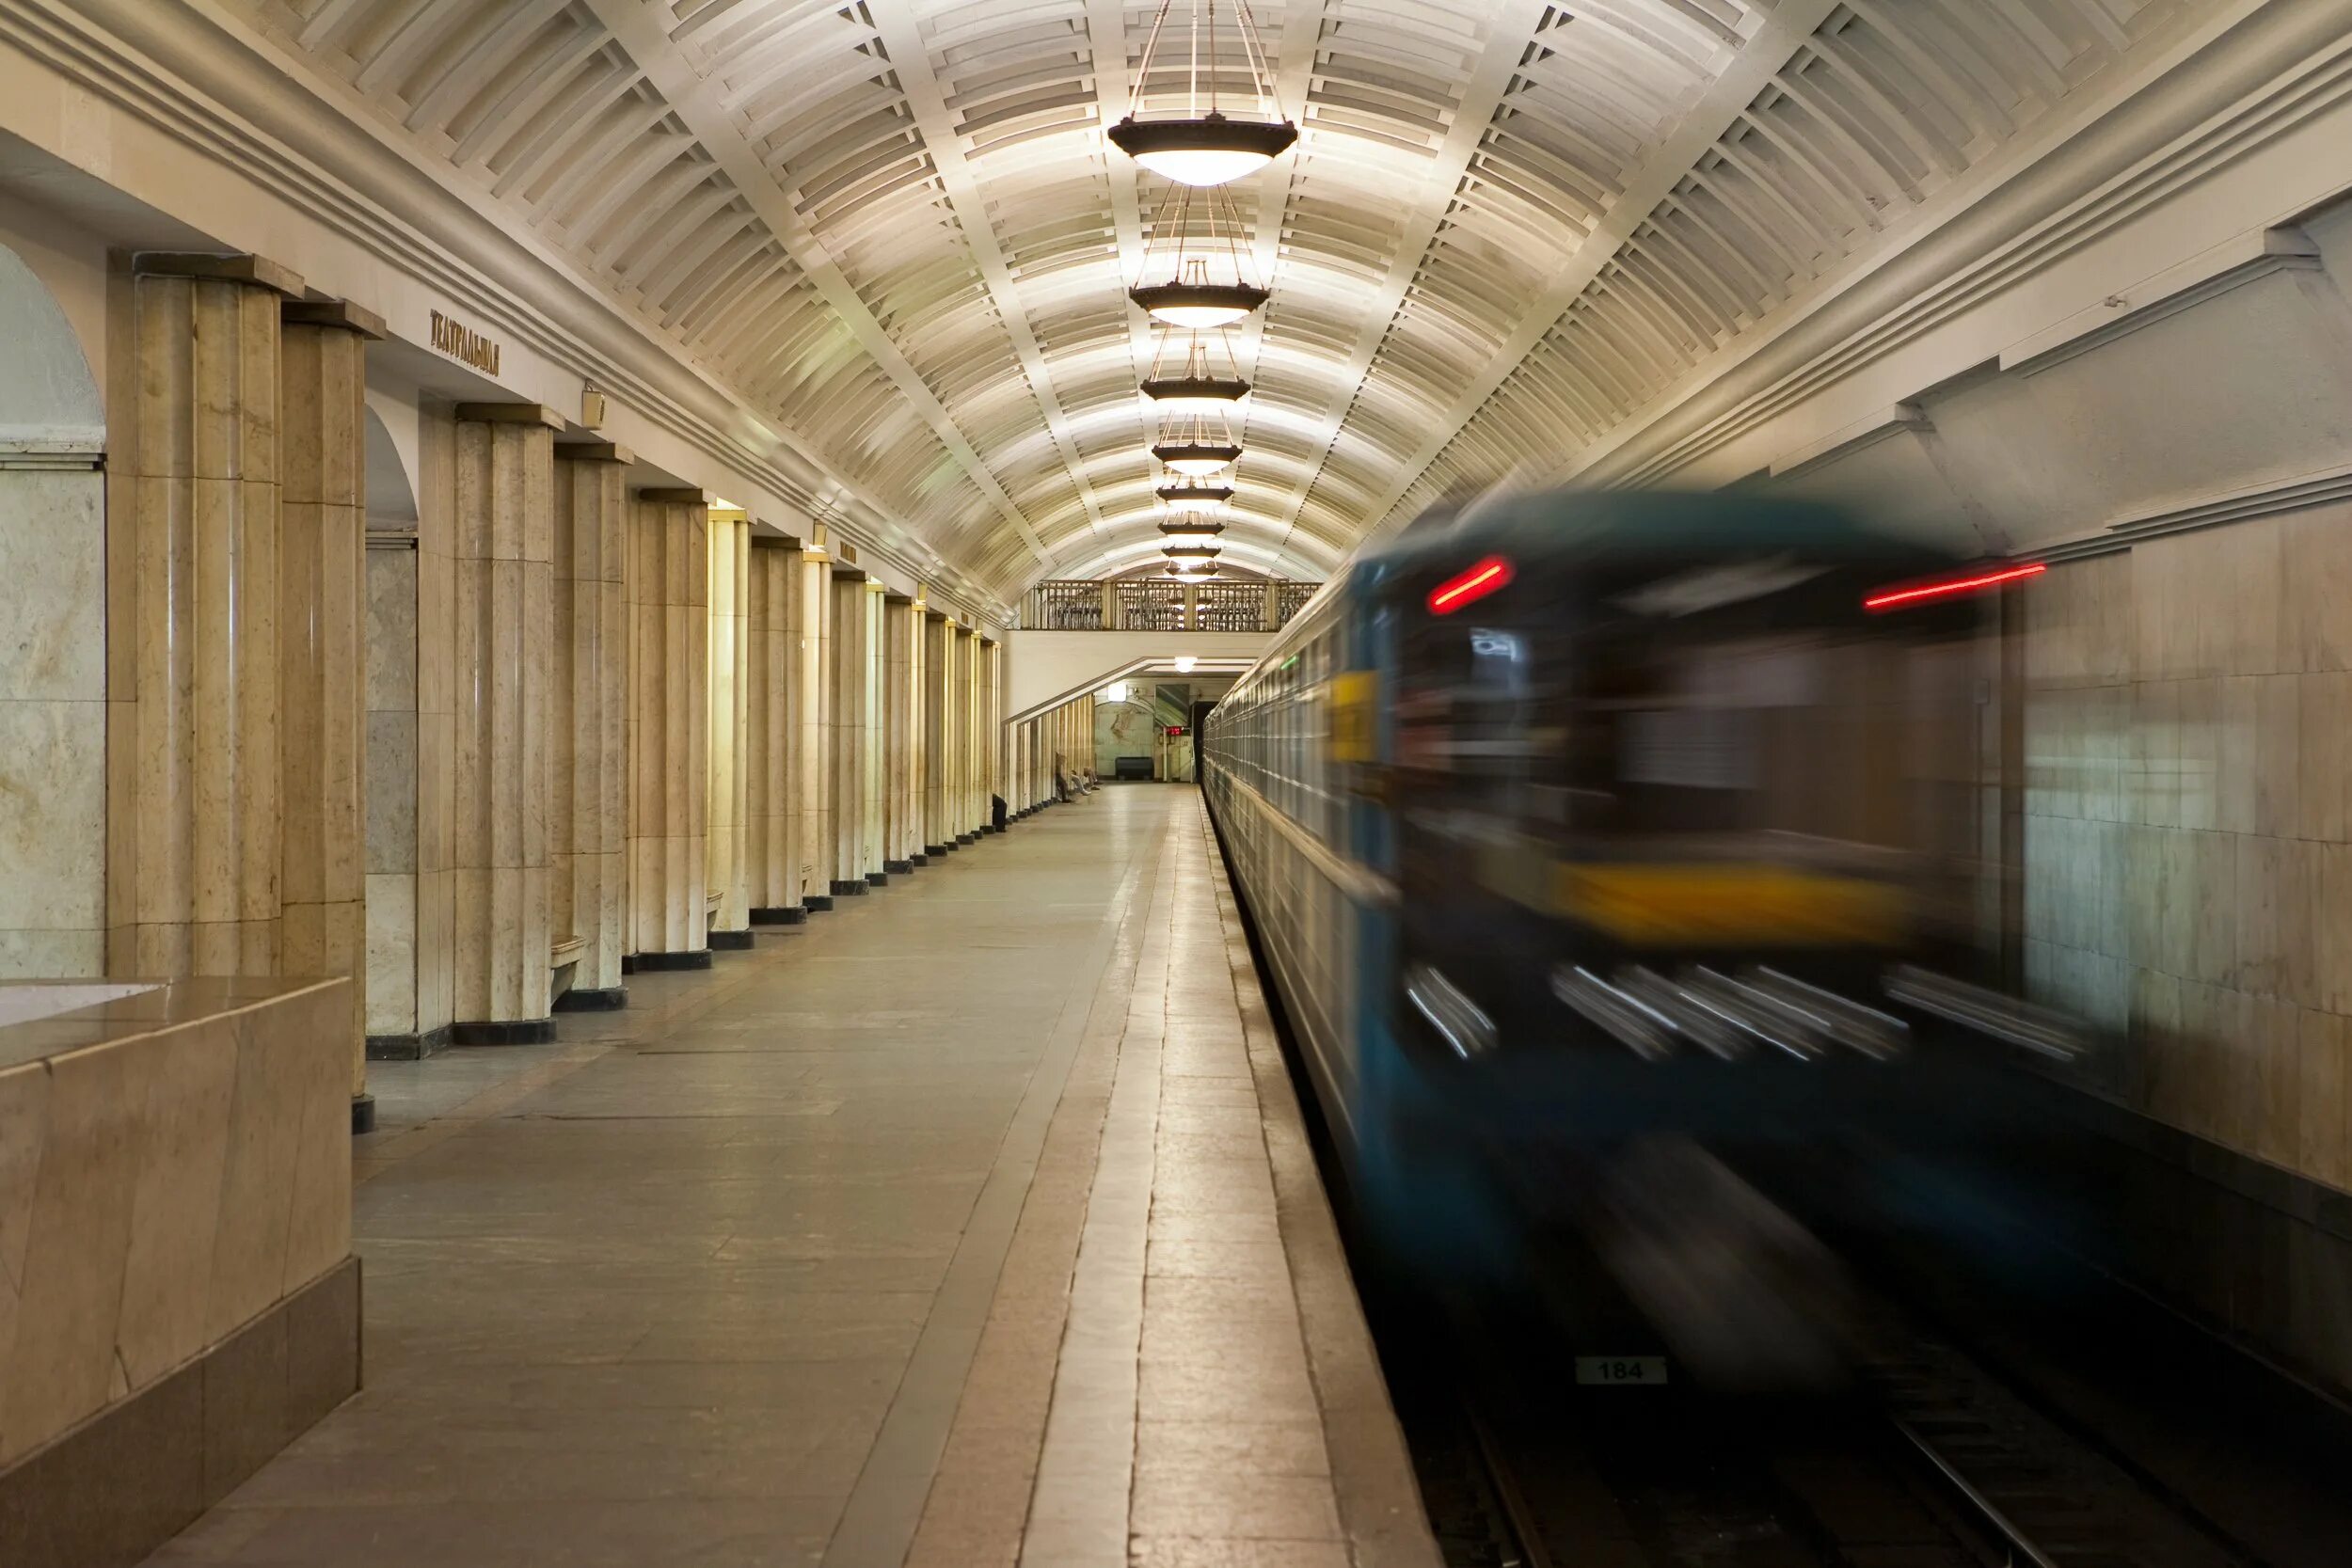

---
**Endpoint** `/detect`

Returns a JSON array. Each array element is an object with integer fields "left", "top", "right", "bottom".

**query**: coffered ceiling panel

[{"left": 227, "top": 0, "right": 2201, "bottom": 596}]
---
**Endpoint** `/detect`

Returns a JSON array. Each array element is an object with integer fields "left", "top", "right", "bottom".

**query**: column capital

[
  {"left": 557, "top": 439, "right": 635, "bottom": 465},
  {"left": 455, "top": 403, "right": 565, "bottom": 429},
  {"left": 282, "top": 299, "right": 387, "bottom": 339},
  {"left": 639, "top": 485, "right": 711, "bottom": 505},
  {"left": 133, "top": 250, "right": 306, "bottom": 297}
]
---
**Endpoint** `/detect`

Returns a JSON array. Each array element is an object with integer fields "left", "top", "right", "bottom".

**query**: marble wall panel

[
  {"left": 0, "top": 977, "right": 350, "bottom": 1466},
  {"left": 2025, "top": 504, "right": 2352, "bottom": 1190},
  {"left": 923, "top": 614, "right": 950, "bottom": 850},
  {"left": 883, "top": 598, "right": 916, "bottom": 864},
  {"left": 861, "top": 583, "right": 884, "bottom": 878},
  {"left": 827, "top": 572, "right": 866, "bottom": 890}
]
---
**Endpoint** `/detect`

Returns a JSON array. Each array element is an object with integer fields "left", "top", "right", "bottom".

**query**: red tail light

[
  {"left": 1864, "top": 561, "right": 2043, "bottom": 612},
  {"left": 1428, "top": 555, "right": 1514, "bottom": 615}
]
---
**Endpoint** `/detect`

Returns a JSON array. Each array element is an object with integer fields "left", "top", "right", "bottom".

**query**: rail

[{"left": 1019, "top": 578, "right": 1319, "bottom": 631}]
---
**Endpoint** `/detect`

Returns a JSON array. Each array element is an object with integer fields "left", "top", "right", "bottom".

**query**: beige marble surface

[
  {"left": 829, "top": 572, "right": 873, "bottom": 887},
  {"left": 2024, "top": 504, "right": 2352, "bottom": 1191},
  {"left": 0, "top": 974, "right": 350, "bottom": 1465},
  {"left": 707, "top": 511, "right": 752, "bottom": 932},
  {"left": 925, "top": 614, "right": 952, "bottom": 847},
  {"left": 627, "top": 493, "right": 709, "bottom": 955},
  {"left": 797, "top": 546, "right": 834, "bottom": 903},
  {"left": 553, "top": 453, "right": 628, "bottom": 991},
  {"left": 744, "top": 542, "right": 803, "bottom": 911}
]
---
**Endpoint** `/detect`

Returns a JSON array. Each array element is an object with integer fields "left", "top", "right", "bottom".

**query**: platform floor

[{"left": 144, "top": 786, "right": 1437, "bottom": 1568}]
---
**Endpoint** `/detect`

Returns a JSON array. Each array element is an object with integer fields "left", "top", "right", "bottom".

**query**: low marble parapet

[{"left": 0, "top": 976, "right": 356, "bottom": 1470}]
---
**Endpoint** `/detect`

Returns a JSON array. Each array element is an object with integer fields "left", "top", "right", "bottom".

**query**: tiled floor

[{"left": 144, "top": 786, "right": 1437, "bottom": 1568}]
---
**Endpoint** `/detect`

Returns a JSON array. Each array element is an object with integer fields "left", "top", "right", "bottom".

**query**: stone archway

[{"left": 0, "top": 242, "right": 105, "bottom": 977}]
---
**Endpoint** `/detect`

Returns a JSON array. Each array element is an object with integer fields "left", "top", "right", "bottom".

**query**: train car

[{"left": 1202, "top": 490, "right": 2062, "bottom": 1377}]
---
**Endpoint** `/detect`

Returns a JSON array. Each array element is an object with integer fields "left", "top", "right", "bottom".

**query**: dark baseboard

[
  {"left": 866, "top": 871, "right": 889, "bottom": 887},
  {"left": 627, "top": 950, "right": 713, "bottom": 973},
  {"left": 908, "top": 854, "right": 929, "bottom": 867},
  {"left": 924, "top": 844, "right": 949, "bottom": 857},
  {"left": 708, "top": 928, "right": 755, "bottom": 951},
  {"left": 885, "top": 859, "right": 913, "bottom": 875},
  {"left": 830, "top": 879, "right": 868, "bottom": 896},
  {"left": 804, "top": 895, "right": 834, "bottom": 912},
  {"left": 450, "top": 1018, "right": 556, "bottom": 1046},
  {"left": 957, "top": 832, "right": 977, "bottom": 845},
  {"left": 0, "top": 1258, "right": 360, "bottom": 1568},
  {"left": 349, "top": 1094, "right": 375, "bottom": 1135},
  {"left": 553, "top": 986, "right": 627, "bottom": 1012},
  {"left": 749, "top": 906, "right": 806, "bottom": 925},
  {"left": 364, "top": 1023, "right": 450, "bottom": 1062}
]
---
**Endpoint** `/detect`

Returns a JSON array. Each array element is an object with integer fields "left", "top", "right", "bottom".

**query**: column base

[
  {"left": 450, "top": 1018, "right": 558, "bottom": 1046},
  {"left": 926, "top": 843, "right": 951, "bottom": 857},
  {"left": 0, "top": 1259, "right": 360, "bottom": 1568},
  {"left": 866, "top": 871, "right": 889, "bottom": 887},
  {"left": 350, "top": 1094, "right": 376, "bottom": 1135},
  {"left": 885, "top": 859, "right": 913, "bottom": 875},
  {"left": 908, "top": 853, "right": 930, "bottom": 867},
  {"left": 624, "top": 950, "right": 714, "bottom": 973},
  {"left": 366, "top": 1025, "right": 451, "bottom": 1062},
  {"left": 957, "top": 832, "right": 978, "bottom": 846},
  {"left": 554, "top": 986, "right": 628, "bottom": 1011},
  {"left": 750, "top": 906, "right": 806, "bottom": 925},
  {"left": 708, "top": 928, "right": 755, "bottom": 951},
  {"left": 830, "top": 879, "right": 869, "bottom": 896},
  {"left": 805, "top": 895, "right": 834, "bottom": 912}
]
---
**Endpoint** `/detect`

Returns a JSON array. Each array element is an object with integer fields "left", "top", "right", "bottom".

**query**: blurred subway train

[{"left": 1200, "top": 490, "right": 2085, "bottom": 1387}]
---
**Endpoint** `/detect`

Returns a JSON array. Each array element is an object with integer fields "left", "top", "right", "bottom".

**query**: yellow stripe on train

[{"left": 1548, "top": 863, "right": 1909, "bottom": 947}]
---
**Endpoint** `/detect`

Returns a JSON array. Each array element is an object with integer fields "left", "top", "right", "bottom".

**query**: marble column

[
  {"left": 861, "top": 581, "right": 887, "bottom": 880},
  {"left": 828, "top": 569, "right": 870, "bottom": 896},
  {"left": 956, "top": 626, "right": 980, "bottom": 842},
  {"left": 106, "top": 254, "right": 299, "bottom": 980},
  {"left": 449, "top": 404, "right": 557, "bottom": 1039},
  {"left": 745, "top": 538, "right": 803, "bottom": 922},
  {"left": 882, "top": 596, "right": 917, "bottom": 874},
  {"left": 627, "top": 487, "right": 710, "bottom": 964},
  {"left": 924, "top": 613, "right": 953, "bottom": 855},
  {"left": 799, "top": 535, "right": 834, "bottom": 908},
  {"left": 981, "top": 636, "right": 1002, "bottom": 827},
  {"left": 551, "top": 442, "right": 630, "bottom": 1007},
  {"left": 707, "top": 507, "right": 752, "bottom": 947},
  {"left": 279, "top": 299, "right": 381, "bottom": 1110}
]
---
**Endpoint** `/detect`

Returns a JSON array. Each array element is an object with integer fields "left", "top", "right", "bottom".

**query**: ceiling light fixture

[
  {"left": 1156, "top": 515, "right": 1228, "bottom": 537},
  {"left": 1164, "top": 542, "right": 1223, "bottom": 561},
  {"left": 1152, "top": 437, "right": 1243, "bottom": 476},
  {"left": 1129, "top": 185, "right": 1270, "bottom": 327},
  {"left": 1157, "top": 482, "right": 1234, "bottom": 511},
  {"left": 1108, "top": 1, "right": 1296, "bottom": 188},
  {"left": 1144, "top": 335, "right": 1249, "bottom": 410}
]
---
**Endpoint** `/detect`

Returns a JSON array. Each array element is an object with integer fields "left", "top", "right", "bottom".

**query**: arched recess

[
  {"left": 0, "top": 242, "right": 106, "bottom": 977},
  {"left": 361, "top": 402, "right": 430, "bottom": 1044}
]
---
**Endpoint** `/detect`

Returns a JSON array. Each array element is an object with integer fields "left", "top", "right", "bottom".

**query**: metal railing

[{"left": 1019, "top": 578, "right": 1321, "bottom": 631}]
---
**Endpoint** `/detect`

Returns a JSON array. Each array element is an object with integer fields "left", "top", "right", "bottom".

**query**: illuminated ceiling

[{"left": 226, "top": 0, "right": 2199, "bottom": 592}]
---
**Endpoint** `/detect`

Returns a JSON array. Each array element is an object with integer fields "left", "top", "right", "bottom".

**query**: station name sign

[{"left": 429, "top": 309, "right": 501, "bottom": 376}]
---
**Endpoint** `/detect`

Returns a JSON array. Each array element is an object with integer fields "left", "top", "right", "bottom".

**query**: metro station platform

[{"left": 141, "top": 786, "right": 1438, "bottom": 1568}]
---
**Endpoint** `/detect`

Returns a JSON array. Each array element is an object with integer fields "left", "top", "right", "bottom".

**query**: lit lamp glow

[
  {"left": 1152, "top": 439, "right": 1242, "bottom": 476},
  {"left": 1108, "top": 114, "right": 1297, "bottom": 187},
  {"left": 1130, "top": 279, "right": 1269, "bottom": 330},
  {"left": 1174, "top": 656, "right": 1198, "bottom": 673},
  {"left": 1157, "top": 482, "right": 1233, "bottom": 512}
]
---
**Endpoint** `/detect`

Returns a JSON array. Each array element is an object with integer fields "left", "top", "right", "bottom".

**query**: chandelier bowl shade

[
  {"left": 1157, "top": 482, "right": 1234, "bottom": 510},
  {"left": 1129, "top": 279, "right": 1270, "bottom": 329},
  {"left": 1167, "top": 562, "right": 1223, "bottom": 578},
  {"left": 1142, "top": 372, "right": 1250, "bottom": 410},
  {"left": 1109, "top": 113, "right": 1298, "bottom": 186},
  {"left": 1164, "top": 542, "right": 1223, "bottom": 561},
  {"left": 1152, "top": 439, "right": 1243, "bottom": 475},
  {"left": 1156, "top": 515, "right": 1227, "bottom": 537}
]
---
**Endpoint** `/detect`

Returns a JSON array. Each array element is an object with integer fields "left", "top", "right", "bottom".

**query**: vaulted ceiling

[{"left": 228, "top": 0, "right": 2198, "bottom": 595}]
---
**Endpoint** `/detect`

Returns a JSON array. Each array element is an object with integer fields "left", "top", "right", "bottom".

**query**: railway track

[{"left": 1399, "top": 1304, "right": 2252, "bottom": 1568}]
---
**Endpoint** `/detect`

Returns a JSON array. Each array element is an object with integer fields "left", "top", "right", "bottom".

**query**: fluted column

[
  {"left": 924, "top": 613, "right": 952, "bottom": 855},
  {"left": 279, "top": 299, "right": 380, "bottom": 1109},
  {"left": 107, "top": 254, "right": 300, "bottom": 980},
  {"left": 449, "top": 404, "right": 557, "bottom": 1039},
  {"left": 707, "top": 507, "right": 752, "bottom": 946},
  {"left": 957, "top": 626, "right": 981, "bottom": 842},
  {"left": 883, "top": 596, "right": 918, "bottom": 873},
  {"left": 798, "top": 531, "right": 834, "bottom": 909},
  {"left": 627, "top": 487, "right": 710, "bottom": 964},
  {"left": 552, "top": 441, "right": 629, "bottom": 1007},
  {"left": 828, "top": 570, "right": 868, "bottom": 896},
  {"left": 746, "top": 538, "right": 803, "bottom": 922}
]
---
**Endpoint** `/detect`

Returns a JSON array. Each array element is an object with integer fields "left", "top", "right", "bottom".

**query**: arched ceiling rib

[{"left": 229, "top": 0, "right": 2200, "bottom": 597}]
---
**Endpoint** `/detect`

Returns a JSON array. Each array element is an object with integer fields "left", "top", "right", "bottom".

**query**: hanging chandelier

[
  {"left": 1157, "top": 481, "right": 1234, "bottom": 511},
  {"left": 1152, "top": 434, "right": 1243, "bottom": 475},
  {"left": 1129, "top": 182, "right": 1268, "bottom": 328},
  {"left": 1164, "top": 542, "right": 1223, "bottom": 562},
  {"left": 1143, "top": 333, "right": 1249, "bottom": 410},
  {"left": 1109, "top": 0, "right": 1297, "bottom": 187}
]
